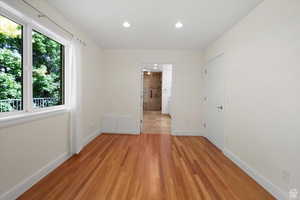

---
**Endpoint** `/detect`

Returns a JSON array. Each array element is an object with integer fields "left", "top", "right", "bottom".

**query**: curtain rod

[{"left": 21, "top": 0, "right": 86, "bottom": 46}]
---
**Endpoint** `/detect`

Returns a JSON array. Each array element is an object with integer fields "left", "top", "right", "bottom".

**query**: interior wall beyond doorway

[
  {"left": 143, "top": 72, "right": 162, "bottom": 111},
  {"left": 102, "top": 50, "right": 204, "bottom": 136}
]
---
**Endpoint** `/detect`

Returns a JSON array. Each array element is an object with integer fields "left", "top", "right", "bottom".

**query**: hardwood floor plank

[{"left": 18, "top": 134, "right": 275, "bottom": 200}]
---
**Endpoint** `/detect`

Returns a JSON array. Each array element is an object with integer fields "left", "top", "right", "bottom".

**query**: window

[
  {"left": 0, "top": 15, "right": 23, "bottom": 113},
  {"left": 0, "top": 10, "right": 67, "bottom": 116},
  {"left": 32, "top": 30, "right": 64, "bottom": 109}
]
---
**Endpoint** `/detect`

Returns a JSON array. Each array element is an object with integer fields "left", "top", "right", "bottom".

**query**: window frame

[
  {"left": 0, "top": 5, "right": 71, "bottom": 122},
  {"left": 0, "top": 9, "right": 27, "bottom": 117},
  {"left": 31, "top": 29, "right": 66, "bottom": 111}
]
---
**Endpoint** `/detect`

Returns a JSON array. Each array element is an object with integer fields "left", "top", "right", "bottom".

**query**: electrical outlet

[
  {"left": 282, "top": 170, "right": 291, "bottom": 185},
  {"left": 203, "top": 122, "right": 207, "bottom": 128},
  {"left": 289, "top": 188, "right": 298, "bottom": 200}
]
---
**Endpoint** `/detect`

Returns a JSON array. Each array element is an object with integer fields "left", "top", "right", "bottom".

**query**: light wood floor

[
  {"left": 19, "top": 134, "right": 275, "bottom": 200},
  {"left": 142, "top": 111, "right": 171, "bottom": 134}
]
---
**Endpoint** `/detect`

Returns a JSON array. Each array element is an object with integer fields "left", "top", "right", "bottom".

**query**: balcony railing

[{"left": 0, "top": 98, "right": 58, "bottom": 112}]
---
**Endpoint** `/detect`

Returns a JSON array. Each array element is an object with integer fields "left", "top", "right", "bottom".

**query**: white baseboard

[
  {"left": 172, "top": 130, "right": 202, "bottom": 136},
  {"left": 115, "top": 130, "right": 139, "bottom": 134},
  {"left": 0, "top": 152, "right": 71, "bottom": 200},
  {"left": 223, "top": 149, "right": 288, "bottom": 200},
  {"left": 82, "top": 128, "right": 102, "bottom": 148},
  {"left": 205, "top": 136, "right": 224, "bottom": 151}
]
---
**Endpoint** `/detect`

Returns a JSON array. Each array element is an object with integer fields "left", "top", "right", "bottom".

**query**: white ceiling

[{"left": 47, "top": 0, "right": 263, "bottom": 49}]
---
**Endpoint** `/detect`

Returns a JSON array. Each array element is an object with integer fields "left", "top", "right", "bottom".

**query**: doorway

[{"left": 140, "top": 64, "right": 172, "bottom": 134}]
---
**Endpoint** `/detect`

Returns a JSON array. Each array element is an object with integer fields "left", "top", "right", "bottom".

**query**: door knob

[{"left": 217, "top": 105, "right": 223, "bottom": 110}]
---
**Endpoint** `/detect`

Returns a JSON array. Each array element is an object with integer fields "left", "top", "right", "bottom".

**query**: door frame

[
  {"left": 203, "top": 53, "right": 225, "bottom": 151},
  {"left": 138, "top": 63, "right": 174, "bottom": 134}
]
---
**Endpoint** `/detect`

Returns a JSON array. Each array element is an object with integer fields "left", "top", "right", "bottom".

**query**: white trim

[
  {"left": 24, "top": 23, "right": 33, "bottom": 112},
  {"left": 64, "top": 46, "right": 72, "bottom": 107},
  {"left": 0, "top": 2, "right": 28, "bottom": 26},
  {"left": 223, "top": 148, "right": 288, "bottom": 200},
  {"left": 0, "top": 6, "right": 28, "bottom": 118},
  {"left": 31, "top": 22, "right": 70, "bottom": 47},
  {"left": 207, "top": 136, "right": 224, "bottom": 151},
  {"left": 82, "top": 129, "right": 102, "bottom": 148},
  {"left": 172, "top": 130, "right": 203, "bottom": 136},
  {"left": 0, "top": 107, "right": 69, "bottom": 129},
  {"left": 0, "top": 152, "right": 72, "bottom": 200}
]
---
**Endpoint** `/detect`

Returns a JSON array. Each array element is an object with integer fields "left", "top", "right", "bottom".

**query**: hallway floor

[{"left": 142, "top": 111, "right": 171, "bottom": 134}]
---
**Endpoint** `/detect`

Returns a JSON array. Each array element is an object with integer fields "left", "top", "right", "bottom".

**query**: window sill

[{"left": 0, "top": 106, "right": 70, "bottom": 129}]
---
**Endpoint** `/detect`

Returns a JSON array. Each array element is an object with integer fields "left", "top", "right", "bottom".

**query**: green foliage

[
  {"left": 33, "top": 31, "right": 62, "bottom": 74},
  {"left": 0, "top": 17, "right": 63, "bottom": 111},
  {"left": 0, "top": 72, "right": 21, "bottom": 99},
  {"left": 32, "top": 31, "right": 62, "bottom": 101},
  {"left": 0, "top": 30, "right": 22, "bottom": 52},
  {"left": 0, "top": 48, "right": 22, "bottom": 78},
  {"left": 32, "top": 65, "right": 59, "bottom": 98},
  {"left": 0, "top": 102, "right": 13, "bottom": 112}
]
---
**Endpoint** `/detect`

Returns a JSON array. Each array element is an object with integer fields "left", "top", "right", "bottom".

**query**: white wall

[
  {"left": 204, "top": 0, "right": 300, "bottom": 198},
  {"left": 0, "top": 113, "right": 69, "bottom": 196},
  {"left": 0, "top": 0, "right": 104, "bottom": 198},
  {"left": 102, "top": 50, "right": 204, "bottom": 135},
  {"left": 162, "top": 64, "right": 172, "bottom": 115}
]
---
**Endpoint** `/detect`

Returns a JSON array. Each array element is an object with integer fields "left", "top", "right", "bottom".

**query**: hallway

[{"left": 142, "top": 111, "right": 171, "bottom": 134}]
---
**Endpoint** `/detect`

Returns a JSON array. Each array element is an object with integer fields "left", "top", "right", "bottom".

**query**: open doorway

[{"left": 140, "top": 64, "right": 172, "bottom": 134}]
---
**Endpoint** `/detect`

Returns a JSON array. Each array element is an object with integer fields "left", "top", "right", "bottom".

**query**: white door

[
  {"left": 140, "top": 70, "right": 144, "bottom": 134},
  {"left": 204, "top": 55, "right": 225, "bottom": 150},
  {"left": 162, "top": 65, "right": 172, "bottom": 114}
]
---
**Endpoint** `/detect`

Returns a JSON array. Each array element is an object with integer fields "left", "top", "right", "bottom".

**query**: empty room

[{"left": 0, "top": 0, "right": 299, "bottom": 200}]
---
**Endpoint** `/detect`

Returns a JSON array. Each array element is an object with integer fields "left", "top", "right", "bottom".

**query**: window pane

[
  {"left": 32, "top": 30, "right": 64, "bottom": 109},
  {"left": 0, "top": 15, "right": 23, "bottom": 112}
]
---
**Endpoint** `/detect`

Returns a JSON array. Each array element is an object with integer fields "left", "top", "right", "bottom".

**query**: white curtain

[{"left": 70, "top": 38, "right": 83, "bottom": 154}]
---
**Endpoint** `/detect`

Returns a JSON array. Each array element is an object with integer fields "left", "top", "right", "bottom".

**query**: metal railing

[
  {"left": 0, "top": 98, "right": 58, "bottom": 112},
  {"left": 33, "top": 98, "right": 58, "bottom": 108}
]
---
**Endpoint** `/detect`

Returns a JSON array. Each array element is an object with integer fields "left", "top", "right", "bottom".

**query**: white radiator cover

[{"left": 101, "top": 114, "right": 139, "bottom": 134}]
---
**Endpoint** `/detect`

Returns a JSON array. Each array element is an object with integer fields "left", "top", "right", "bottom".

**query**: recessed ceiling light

[
  {"left": 123, "top": 21, "right": 131, "bottom": 28},
  {"left": 154, "top": 64, "right": 158, "bottom": 66},
  {"left": 175, "top": 21, "right": 183, "bottom": 29},
  {"left": 153, "top": 66, "right": 158, "bottom": 70}
]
